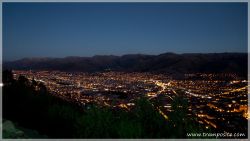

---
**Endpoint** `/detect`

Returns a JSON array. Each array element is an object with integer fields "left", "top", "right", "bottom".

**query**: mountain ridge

[{"left": 3, "top": 52, "right": 247, "bottom": 78}]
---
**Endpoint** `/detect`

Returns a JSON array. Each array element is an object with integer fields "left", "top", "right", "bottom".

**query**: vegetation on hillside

[{"left": 2, "top": 70, "right": 207, "bottom": 138}]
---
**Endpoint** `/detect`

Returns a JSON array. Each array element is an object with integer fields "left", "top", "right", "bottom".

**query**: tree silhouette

[{"left": 3, "top": 70, "right": 14, "bottom": 84}]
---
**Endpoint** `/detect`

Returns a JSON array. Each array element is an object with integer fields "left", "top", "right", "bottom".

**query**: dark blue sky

[{"left": 3, "top": 2, "right": 248, "bottom": 61}]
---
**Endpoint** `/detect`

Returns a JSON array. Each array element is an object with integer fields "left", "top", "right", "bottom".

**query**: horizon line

[{"left": 4, "top": 51, "right": 248, "bottom": 62}]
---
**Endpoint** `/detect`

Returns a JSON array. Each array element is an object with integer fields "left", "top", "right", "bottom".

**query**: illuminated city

[{"left": 12, "top": 70, "right": 249, "bottom": 136}]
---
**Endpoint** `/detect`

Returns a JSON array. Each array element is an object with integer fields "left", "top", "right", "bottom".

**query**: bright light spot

[{"left": 0, "top": 83, "right": 3, "bottom": 87}]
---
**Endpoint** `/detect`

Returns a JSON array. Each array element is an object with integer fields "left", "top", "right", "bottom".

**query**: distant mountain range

[{"left": 3, "top": 52, "right": 248, "bottom": 78}]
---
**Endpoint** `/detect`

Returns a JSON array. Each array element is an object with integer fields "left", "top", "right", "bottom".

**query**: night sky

[{"left": 3, "top": 2, "right": 248, "bottom": 61}]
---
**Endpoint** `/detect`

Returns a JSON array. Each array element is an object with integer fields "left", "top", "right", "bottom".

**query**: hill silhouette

[{"left": 3, "top": 52, "right": 247, "bottom": 78}]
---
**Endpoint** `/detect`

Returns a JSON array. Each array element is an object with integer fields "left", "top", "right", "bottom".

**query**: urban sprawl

[{"left": 13, "top": 70, "right": 248, "bottom": 135}]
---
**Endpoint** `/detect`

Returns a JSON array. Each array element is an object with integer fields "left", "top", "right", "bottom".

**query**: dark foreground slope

[
  {"left": 4, "top": 53, "right": 247, "bottom": 77},
  {"left": 3, "top": 70, "right": 207, "bottom": 138}
]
